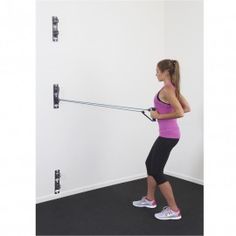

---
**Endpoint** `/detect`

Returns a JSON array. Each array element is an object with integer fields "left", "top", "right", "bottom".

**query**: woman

[{"left": 132, "top": 59, "right": 191, "bottom": 220}]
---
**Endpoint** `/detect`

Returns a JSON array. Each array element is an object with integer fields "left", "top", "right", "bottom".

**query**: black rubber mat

[{"left": 36, "top": 175, "right": 203, "bottom": 235}]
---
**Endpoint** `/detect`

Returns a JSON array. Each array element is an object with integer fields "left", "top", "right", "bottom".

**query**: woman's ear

[{"left": 163, "top": 70, "right": 169, "bottom": 77}]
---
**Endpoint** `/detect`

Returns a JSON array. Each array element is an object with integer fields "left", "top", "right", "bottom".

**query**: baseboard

[
  {"left": 165, "top": 170, "right": 203, "bottom": 185},
  {"left": 36, "top": 171, "right": 203, "bottom": 204},
  {"left": 36, "top": 173, "right": 147, "bottom": 204}
]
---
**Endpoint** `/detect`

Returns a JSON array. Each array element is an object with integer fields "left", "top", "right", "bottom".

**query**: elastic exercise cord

[{"left": 60, "top": 98, "right": 150, "bottom": 112}]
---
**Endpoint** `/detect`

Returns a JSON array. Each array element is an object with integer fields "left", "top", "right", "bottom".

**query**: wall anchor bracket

[
  {"left": 53, "top": 84, "right": 60, "bottom": 109},
  {"left": 52, "top": 16, "right": 59, "bottom": 42},
  {"left": 54, "top": 169, "right": 61, "bottom": 194}
]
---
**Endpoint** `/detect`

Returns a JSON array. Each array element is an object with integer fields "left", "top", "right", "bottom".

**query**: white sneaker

[
  {"left": 132, "top": 196, "right": 157, "bottom": 208},
  {"left": 154, "top": 206, "right": 182, "bottom": 220}
]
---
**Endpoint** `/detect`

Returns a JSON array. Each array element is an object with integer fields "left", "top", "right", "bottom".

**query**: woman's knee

[
  {"left": 145, "top": 158, "right": 151, "bottom": 171},
  {"left": 151, "top": 173, "right": 167, "bottom": 185}
]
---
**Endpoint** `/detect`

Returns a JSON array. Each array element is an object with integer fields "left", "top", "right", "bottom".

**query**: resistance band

[{"left": 53, "top": 84, "right": 156, "bottom": 122}]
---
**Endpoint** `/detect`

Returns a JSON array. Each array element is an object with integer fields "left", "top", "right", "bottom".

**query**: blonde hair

[{"left": 157, "top": 59, "right": 181, "bottom": 100}]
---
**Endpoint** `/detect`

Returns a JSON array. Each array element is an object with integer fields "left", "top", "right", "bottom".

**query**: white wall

[{"left": 36, "top": 0, "right": 203, "bottom": 203}]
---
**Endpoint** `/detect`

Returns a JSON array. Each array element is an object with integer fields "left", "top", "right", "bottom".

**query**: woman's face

[
  {"left": 156, "top": 66, "right": 163, "bottom": 81},
  {"left": 156, "top": 66, "right": 168, "bottom": 81}
]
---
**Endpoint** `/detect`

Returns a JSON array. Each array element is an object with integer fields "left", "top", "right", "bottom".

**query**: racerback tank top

[{"left": 154, "top": 83, "right": 180, "bottom": 139}]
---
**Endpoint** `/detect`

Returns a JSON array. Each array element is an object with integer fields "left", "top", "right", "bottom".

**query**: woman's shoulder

[{"left": 163, "top": 83, "right": 176, "bottom": 94}]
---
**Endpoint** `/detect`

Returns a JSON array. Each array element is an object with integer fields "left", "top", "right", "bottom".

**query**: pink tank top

[{"left": 154, "top": 84, "right": 180, "bottom": 139}]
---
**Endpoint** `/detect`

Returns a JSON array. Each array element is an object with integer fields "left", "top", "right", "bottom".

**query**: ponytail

[{"left": 157, "top": 59, "right": 181, "bottom": 100}]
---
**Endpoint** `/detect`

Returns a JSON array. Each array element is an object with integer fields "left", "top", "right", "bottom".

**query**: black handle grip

[
  {"left": 148, "top": 107, "right": 156, "bottom": 121},
  {"left": 148, "top": 107, "right": 156, "bottom": 112},
  {"left": 141, "top": 107, "right": 156, "bottom": 122}
]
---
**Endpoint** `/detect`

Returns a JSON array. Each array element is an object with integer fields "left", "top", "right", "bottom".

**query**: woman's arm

[
  {"left": 179, "top": 93, "right": 191, "bottom": 113},
  {"left": 151, "top": 87, "right": 185, "bottom": 120}
]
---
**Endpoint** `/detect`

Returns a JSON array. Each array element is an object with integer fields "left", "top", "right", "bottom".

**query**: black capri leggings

[{"left": 145, "top": 136, "right": 179, "bottom": 185}]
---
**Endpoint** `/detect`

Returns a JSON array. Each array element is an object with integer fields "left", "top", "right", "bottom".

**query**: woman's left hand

[{"left": 150, "top": 110, "right": 160, "bottom": 120}]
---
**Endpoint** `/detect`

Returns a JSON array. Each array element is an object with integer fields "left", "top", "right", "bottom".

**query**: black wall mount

[
  {"left": 53, "top": 84, "right": 60, "bottom": 109},
  {"left": 52, "top": 16, "right": 59, "bottom": 42},
  {"left": 54, "top": 169, "right": 61, "bottom": 194}
]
